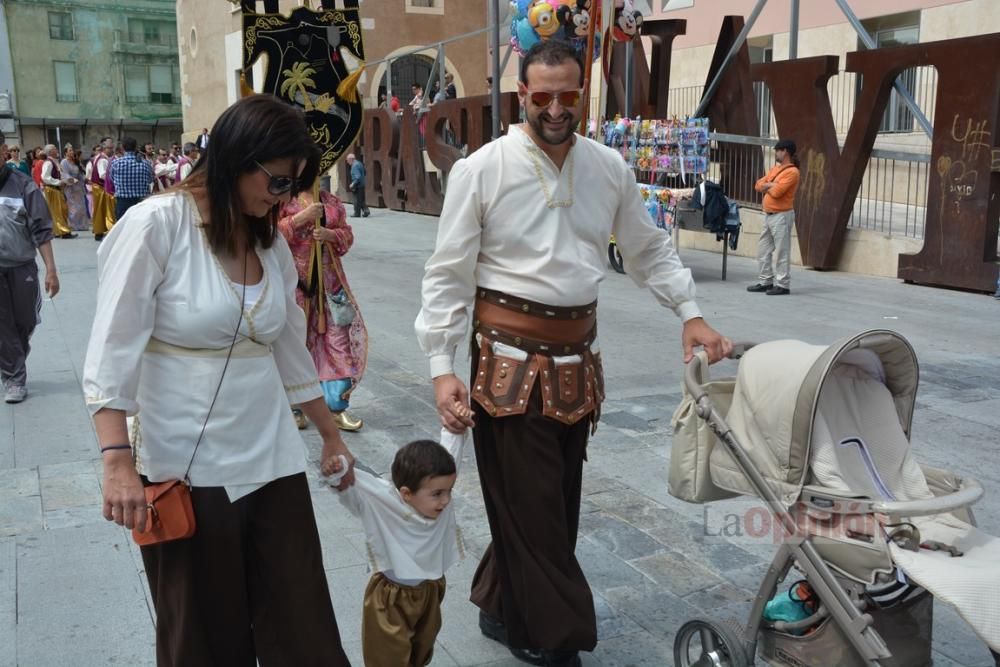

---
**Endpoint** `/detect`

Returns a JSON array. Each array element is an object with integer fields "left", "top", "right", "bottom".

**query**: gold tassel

[
  {"left": 239, "top": 70, "right": 254, "bottom": 98},
  {"left": 336, "top": 62, "right": 365, "bottom": 103}
]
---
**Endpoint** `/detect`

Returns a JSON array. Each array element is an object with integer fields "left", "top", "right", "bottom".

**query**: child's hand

[
  {"left": 320, "top": 430, "right": 355, "bottom": 489},
  {"left": 452, "top": 400, "right": 473, "bottom": 421}
]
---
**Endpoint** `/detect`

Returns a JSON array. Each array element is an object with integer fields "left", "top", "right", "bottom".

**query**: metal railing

[
  {"left": 113, "top": 29, "right": 178, "bottom": 49},
  {"left": 666, "top": 66, "right": 939, "bottom": 138},
  {"left": 710, "top": 133, "right": 929, "bottom": 239}
]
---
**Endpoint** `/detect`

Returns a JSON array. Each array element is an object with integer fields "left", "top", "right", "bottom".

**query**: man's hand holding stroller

[{"left": 682, "top": 317, "right": 732, "bottom": 363}]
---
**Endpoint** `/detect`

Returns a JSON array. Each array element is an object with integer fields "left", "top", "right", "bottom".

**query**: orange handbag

[{"left": 132, "top": 479, "right": 196, "bottom": 546}]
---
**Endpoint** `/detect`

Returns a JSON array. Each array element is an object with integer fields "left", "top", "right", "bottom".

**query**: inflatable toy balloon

[{"left": 612, "top": 0, "right": 643, "bottom": 42}]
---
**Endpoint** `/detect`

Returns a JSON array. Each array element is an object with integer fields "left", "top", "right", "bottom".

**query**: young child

[{"left": 328, "top": 425, "right": 468, "bottom": 666}]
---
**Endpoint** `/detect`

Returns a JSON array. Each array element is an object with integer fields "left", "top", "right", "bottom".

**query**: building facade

[
  {"left": 176, "top": 0, "right": 490, "bottom": 143},
  {"left": 2, "top": 0, "right": 181, "bottom": 152}
]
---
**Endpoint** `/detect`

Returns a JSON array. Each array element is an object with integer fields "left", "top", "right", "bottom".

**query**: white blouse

[
  {"left": 415, "top": 124, "right": 701, "bottom": 378},
  {"left": 83, "top": 191, "right": 323, "bottom": 489}
]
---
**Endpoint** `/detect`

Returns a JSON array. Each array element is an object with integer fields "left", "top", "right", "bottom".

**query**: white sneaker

[{"left": 4, "top": 385, "right": 26, "bottom": 403}]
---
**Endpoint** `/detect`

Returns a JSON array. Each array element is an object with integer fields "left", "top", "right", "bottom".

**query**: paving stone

[
  {"left": 602, "top": 581, "right": 703, "bottom": 643},
  {"left": 594, "top": 589, "right": 642, "bottom": 641},
  {"left": 43, "top": 505, "right": 106, "bottom": 531},
  {"left": 577, "top": 537, "right": 649, "bottom": 593},
  {"left": 589, "top": 630, "right": 674, "bottom": 666},
  {"left": 15, "top": 524, "right": 154, "bottom": 666},
  {"left": 0, "top": 495, "right": 42, "bottom": 537},
  {"left": 580, "top": 511, "right": 668, "bottom": 561},
  {"left": 628, "top": 550, "right": 722, "bottom": 597},
  {"left": 599, "top": 410, "right": 655, "bottom": 433},
  {"left": 0, "top": 538, "right": 14, "bottom": 667},
  {"left": 38, "top": 462, "right": 102, "bottom": 511}
]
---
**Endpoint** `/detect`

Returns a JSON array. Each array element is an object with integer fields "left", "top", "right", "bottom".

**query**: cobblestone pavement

[{"left": 2, "top": 208, "right": 998, "bottom": 666}]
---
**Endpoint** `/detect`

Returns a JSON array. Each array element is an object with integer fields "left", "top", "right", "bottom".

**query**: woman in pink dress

[{"left": 278, "top": 190, "right": 367, "bottom": 431}]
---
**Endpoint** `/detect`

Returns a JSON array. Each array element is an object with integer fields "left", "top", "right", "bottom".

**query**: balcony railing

[{"left": 113, "top": 29, "right": 178, "bottom": 50}]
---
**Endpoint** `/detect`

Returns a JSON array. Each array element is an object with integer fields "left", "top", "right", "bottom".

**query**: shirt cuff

[
  {"left": 285, "top": 380, "right": 323, "bottom": 406},
  {"left": 85, "top": 395, "right": 140, "bottom": 418},
  {"left": 429, "top": 354, "right": 455, "bottom": 379},
  {"left": 676, "top": 301, "right": 703, "bottom": 323}
]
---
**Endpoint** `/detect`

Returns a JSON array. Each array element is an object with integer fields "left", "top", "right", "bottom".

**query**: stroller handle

[
  {"left": 871, "top": 476, "right": 984, "bottom": 517},
  {"left": 684, "top": 342, "right": 752, "bottom": 411}
]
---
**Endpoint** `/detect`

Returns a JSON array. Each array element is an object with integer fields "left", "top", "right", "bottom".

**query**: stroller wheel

[{"left": 674, "top": 618, "right": 750, "bottom": 667}]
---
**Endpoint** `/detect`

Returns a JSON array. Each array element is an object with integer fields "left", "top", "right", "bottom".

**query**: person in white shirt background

[
  {"left": 329, "top": 424, "right": 469, "bottom": 667},
  {"left": 415, "top": 40, "right": 730, "bottom": 667},
  {"left": 83, "top": 94, "right": 355, "bottom": 666}
]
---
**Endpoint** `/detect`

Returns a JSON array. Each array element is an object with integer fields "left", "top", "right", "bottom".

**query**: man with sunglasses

[
  {"left": 109, "top": 137, "right": 154, "bottom": 220},
  {"left": 416, "top": 40, "right": 729, "bottom": 666}
]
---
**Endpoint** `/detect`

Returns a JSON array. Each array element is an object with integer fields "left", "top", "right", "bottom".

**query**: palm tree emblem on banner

[{"left": 241, "top": 0, "right": 365, "bottom": 173}]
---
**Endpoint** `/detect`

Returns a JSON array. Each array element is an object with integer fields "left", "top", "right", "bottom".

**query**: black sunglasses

[{"left": 254, "top": 161, "right": 299, "bottom": 195}]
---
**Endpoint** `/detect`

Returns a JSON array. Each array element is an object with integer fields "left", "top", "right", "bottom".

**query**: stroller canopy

[{"left": 710, "top": 330, "right": 919, "bottom": 505}]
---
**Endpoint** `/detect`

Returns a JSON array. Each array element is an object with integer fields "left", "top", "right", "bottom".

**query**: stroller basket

[{"left": 759, "top": 589, "right": 932, "bottom": 667}]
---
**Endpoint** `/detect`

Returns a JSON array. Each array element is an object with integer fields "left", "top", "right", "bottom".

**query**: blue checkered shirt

[{"left": 110, "top": 152, "right": 154, "bottom": 199}]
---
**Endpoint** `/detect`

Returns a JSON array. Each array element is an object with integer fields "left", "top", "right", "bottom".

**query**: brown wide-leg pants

[
  {"left": 469, "top": 373, "right": 597, "bottom": 652},
  {"left": 139, "top": 472, "right": 350, "bottom": 667}
]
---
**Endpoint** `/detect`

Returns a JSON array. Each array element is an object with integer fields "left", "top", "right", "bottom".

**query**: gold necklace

[{"left": 527, "top": 147, "right": 574, "bottom": 209}]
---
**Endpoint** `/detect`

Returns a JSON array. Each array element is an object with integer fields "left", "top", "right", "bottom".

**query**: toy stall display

[
  {"left": 636, "top": 184, "right": 695, "bottom": 233},
  {"left": 602, "top": 117, "right": 710, "bottom": 178}
]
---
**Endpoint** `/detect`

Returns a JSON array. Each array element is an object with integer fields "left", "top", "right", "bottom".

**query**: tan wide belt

[
  {"left": 473, "top": 288, "right": 597, "bottom": 355},
  {"left": 470, "top": 288, "right": 604, "bottom": 428}
]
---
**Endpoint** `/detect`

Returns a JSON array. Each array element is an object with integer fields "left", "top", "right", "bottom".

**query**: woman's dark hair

[
  {"left": 520, "top": 40, "right": 585, "bottom": 87},
  {"left": 180, "top": 94, "right": 321, "bottom": 255},
  {"left": 391, "top": 440, "right": 456, "bottom": 492}
]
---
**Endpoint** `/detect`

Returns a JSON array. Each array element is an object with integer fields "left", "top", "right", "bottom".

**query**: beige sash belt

[{"left": 145, "top": 337, "right": 270, "bottom": 358}]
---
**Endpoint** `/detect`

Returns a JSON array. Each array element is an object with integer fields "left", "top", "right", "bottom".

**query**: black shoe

[
  {"left": 766, "top": 286, "right": 790, "bottom": 295},
  {"left": 94, "top": 233, "right": 105, "bottom": 242},
  {"left": 479, "top": 610, "right": 507, "bottom": 644},
  {"left": 58, "top": 232, "right": 78, "bottom": 239},
  {"left": 362, "top": 210, "right": 371, "bottom": 217},
  {"left": 479, "top": 611, "right": 545, "bottom": 665},
  {"left": 746, "top": 282, "right": 772, "bottom": 293},
  {"left": 542, "top": 650, "right": 582, "bottom": 667}
]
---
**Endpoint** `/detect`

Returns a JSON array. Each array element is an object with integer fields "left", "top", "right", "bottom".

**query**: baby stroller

[{"left": 669, "top": 330, "right": 1000, "bottom": 666}]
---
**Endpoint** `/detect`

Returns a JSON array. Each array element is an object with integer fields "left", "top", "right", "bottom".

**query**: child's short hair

[{"left": 391, "top": 440, "right": 456, "bottom": 491}]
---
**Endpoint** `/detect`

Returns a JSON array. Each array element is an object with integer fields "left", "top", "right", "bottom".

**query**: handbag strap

[{"left": 183, "top": 252, "right": 248, "bottom": 484}]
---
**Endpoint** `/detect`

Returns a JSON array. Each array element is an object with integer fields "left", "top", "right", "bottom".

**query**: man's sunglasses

[
  {"left": 525, "top": 89, "right": 583, "bottom": 108},
  {"left": 255, "top": 161, "right": 300, "bottom": 195}
]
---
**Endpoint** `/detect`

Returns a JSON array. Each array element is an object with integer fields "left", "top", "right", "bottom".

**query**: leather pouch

[{"left": 471, "top": 336, "right": 538, "bottom": 418}]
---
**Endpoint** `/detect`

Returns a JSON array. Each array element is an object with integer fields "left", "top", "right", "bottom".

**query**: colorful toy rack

[{"left": 600, "top": 117, "right": 710, "bottom": 177}]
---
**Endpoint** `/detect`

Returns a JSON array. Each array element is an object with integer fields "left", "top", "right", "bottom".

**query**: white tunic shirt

[
  {"left": 83, "top": 191, "right": 323, "bottom": 489},
  {"left": 335, "top": 431, "right": 467, "bottom": 583},
  {"left": 415, "top": 124, "right": 701, "bottom": 378}
]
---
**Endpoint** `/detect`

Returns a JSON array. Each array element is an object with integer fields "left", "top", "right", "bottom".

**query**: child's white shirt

[{"left": 333, "top": 430, "right": 468, "bottom": 582}]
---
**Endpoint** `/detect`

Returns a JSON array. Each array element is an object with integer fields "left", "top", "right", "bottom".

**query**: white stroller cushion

[
  {"left": 890, "top": 516, "right": 1000, "bottom": 652},
  {"left": 811, "top": 358, "right": 1000, "bottom": 652}
]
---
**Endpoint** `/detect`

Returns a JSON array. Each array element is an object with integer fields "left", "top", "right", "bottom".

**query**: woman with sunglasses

[
  {"left": 278, "top": 182, "right": 367, "bottom": 432},
  {"left": 83, "top": 94, "right": 355, "bottom": 666}
]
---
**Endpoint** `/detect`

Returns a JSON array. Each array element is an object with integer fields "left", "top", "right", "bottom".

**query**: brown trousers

[
  {"left": 362, "top": 573, "right": 446, "bottom": 666},
  {"left": 469, "top": 352, "right": 597, "bottom": 652},
  {"left": 139, "top": 472, "right": 350, "bottom": 667}
]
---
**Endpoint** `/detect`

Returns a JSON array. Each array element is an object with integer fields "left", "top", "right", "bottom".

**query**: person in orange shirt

[{"left": 748, "top": 138, "right": 800, "bottom": 295}]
